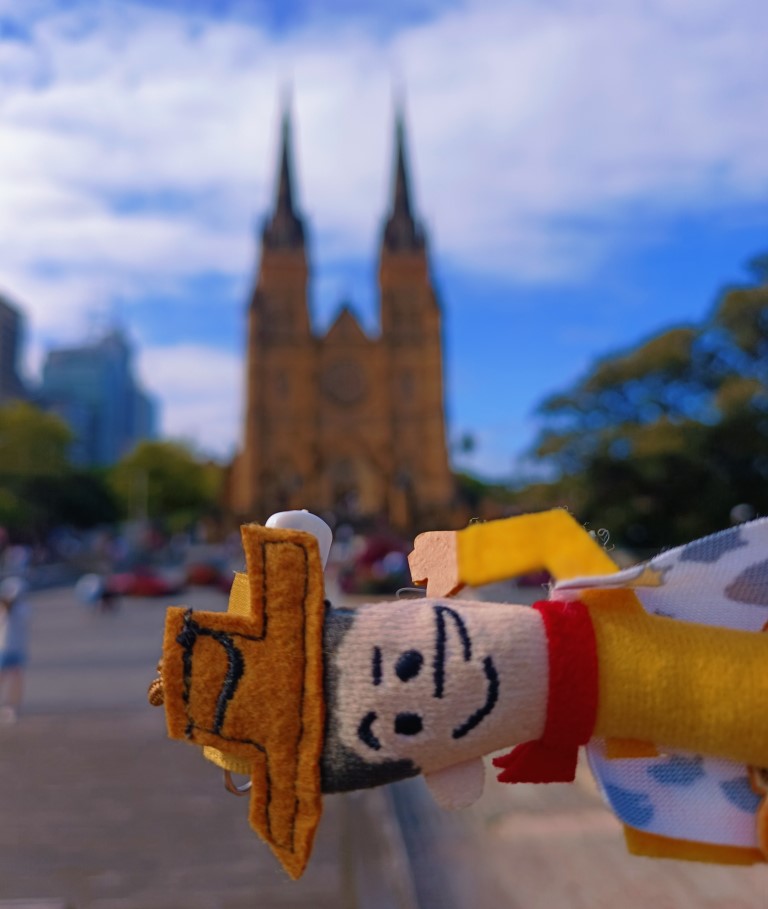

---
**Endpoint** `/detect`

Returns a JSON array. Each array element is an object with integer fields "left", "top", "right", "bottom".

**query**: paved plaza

[{"left": 0, "top": 584, "right": 766, "bottom": 908}]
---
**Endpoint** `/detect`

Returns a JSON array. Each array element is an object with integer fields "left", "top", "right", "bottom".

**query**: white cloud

[
  {"left": 1, "top": 2, "right": 764, "bottom": 282},
  {"left": 0, "top": 0, "right": 767, "bottom": 459},
  {"left": 136, "top": 342, "right": 242, "bottom": 459}
]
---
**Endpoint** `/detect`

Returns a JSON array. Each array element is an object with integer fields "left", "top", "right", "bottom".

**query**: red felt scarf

[{"left": 493, "top": 598, "right": 598, "bottom": 784}]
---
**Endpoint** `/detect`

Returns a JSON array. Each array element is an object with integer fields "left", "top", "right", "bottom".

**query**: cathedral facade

[{"left": 230, "top": 107, "right": 454, "bottom": 530}]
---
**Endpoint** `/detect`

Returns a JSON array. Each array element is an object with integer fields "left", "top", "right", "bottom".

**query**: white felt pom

[{"left": 266, "top": 510, "right": 333, "bottom": 568}]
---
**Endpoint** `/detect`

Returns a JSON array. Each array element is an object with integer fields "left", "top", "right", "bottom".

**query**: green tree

[
  {"left": 0, "top": 402, "right": 71, "bottom": 535},
  {"left": 20, "top": 472, "right": 121, "bottom": 530},
  {"left": 109, "top": 440, "right": 224, "bottom": 531},
  {"left": 527, "top": 258, "right": 768, "bottom": 548},
  {"left": 0, "top": 401, "right": 72, "bottom": 477},
  {"left": 0, "top": 402, "right": 120, "bottom": 537}
]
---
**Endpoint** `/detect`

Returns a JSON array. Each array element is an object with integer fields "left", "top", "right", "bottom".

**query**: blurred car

[
  {"left": 184, "top": 545, "right": 234, "bottom": 594},
  {"left": 106, "top": 565, "right": 186, "bottom": 598},
  {"left": 185, "top": 562, "right": 234, "bottom": 594},
  {"left": 337, "top": 532, "right": 412, "bottom": 595}
]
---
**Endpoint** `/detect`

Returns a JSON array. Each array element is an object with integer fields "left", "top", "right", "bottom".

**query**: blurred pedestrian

[
  {"left": 0, "top": 577, "right": 29, "bottom": 724},
  {"left": 75, "top": 573, "right": 121, "bottom": 614}
]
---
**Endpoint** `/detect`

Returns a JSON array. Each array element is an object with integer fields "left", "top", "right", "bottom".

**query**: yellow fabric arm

[{"left": 457, "top": 509, "right": 617, "bottom": 588}]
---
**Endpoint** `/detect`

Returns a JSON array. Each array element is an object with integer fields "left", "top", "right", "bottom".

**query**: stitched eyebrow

[
  {"left": 372, "top": 646, "right": 383, "bottom": 685},
  {"left": 433, "top": 605, "right": 472, "bottom": 698}
]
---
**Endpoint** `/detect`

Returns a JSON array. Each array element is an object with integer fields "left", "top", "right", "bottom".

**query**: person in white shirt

[{"left": 0, "top": 577, "right": 29, "bottom": 724}]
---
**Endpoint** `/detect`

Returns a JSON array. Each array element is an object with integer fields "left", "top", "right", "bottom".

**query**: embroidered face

[{"left": 323, "top": 598, "right": 548, "bottom": 783}]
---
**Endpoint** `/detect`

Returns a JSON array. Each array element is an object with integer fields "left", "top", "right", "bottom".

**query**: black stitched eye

[
  {"left": 395, "top": 649, "right": 423, "bottom": 682},
  {"left": 394, "top": 712, "right": 423, "bottom": 736}
]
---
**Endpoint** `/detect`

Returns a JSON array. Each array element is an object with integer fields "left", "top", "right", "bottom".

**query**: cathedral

[{"left": 229, "top": 105, "right": 454, "bottom": 531}]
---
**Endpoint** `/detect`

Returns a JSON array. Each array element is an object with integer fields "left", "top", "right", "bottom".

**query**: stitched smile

[
  {"left": 451, "top": 655, "right": 499, "bottom": 739},
  {"left": 433, "top": 605, "right": 499, "bottom": 739},
  {"left": 358, "top": 711, "right": 382, "bottom": 751}
]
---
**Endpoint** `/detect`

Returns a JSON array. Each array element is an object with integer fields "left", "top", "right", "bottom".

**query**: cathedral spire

[
  {"left": 383, "top": 106, "right": 425, "bottom": 253},
  {"left": 263, "top": 99, "right": 305, "bottom": 250}
]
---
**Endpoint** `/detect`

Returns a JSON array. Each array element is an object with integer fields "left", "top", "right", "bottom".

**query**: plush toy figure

[{"left": 151, "top": 509, "right": 768, "bottom": 878}]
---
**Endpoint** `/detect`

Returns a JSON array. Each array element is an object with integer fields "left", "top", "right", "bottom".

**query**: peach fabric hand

[{"left": 408, "top": 530, "right": 463, "bottom": 597}]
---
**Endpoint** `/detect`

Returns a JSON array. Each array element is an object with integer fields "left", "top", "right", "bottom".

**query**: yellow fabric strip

[
  {"left": 604, "top": 738, "right": 659, "bottom": 759},
  {"left": 585, "top": 588, "right": 768, "bottom": 768},
  {"left": 457, "top": 509, "right": 617, "bottom": 589},
  {"left": 227, "top": 571, "right": 250, "bottom": 617},
  {"left": 202, "top": 745, "right": 253, "bottom": 776},
  {"left": 624, "top": 826, "right": 764, "bottom": 865}
]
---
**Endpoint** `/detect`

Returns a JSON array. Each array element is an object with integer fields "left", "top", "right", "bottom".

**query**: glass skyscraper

[{"left": 41, "top": 329, "right": 156, "bottom": 467}]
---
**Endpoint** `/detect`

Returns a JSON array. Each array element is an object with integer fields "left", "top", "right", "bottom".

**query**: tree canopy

[
  {"left": 0, "top": 402, "right": 119, "bottom": 536},
  {"left": 523, "top": 260, "right": 768, "bottom": 548},
  {"left": 0, "top": 401, "right": 72, "bottom": 477},
  {"left": 0, "top": 406, "right": 225, "bottom": 540},
  {"left": 109, "top": 440, "right": 224, "bottom": 531}
]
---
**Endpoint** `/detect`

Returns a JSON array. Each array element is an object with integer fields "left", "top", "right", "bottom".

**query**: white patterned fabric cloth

[{"left": 554, "top": 518, "right": 768, "bottom": 851}]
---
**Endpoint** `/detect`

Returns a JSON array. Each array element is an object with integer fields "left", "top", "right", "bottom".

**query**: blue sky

[{"left": 1, "top": 0, "right": 767, "bottom": 480}]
